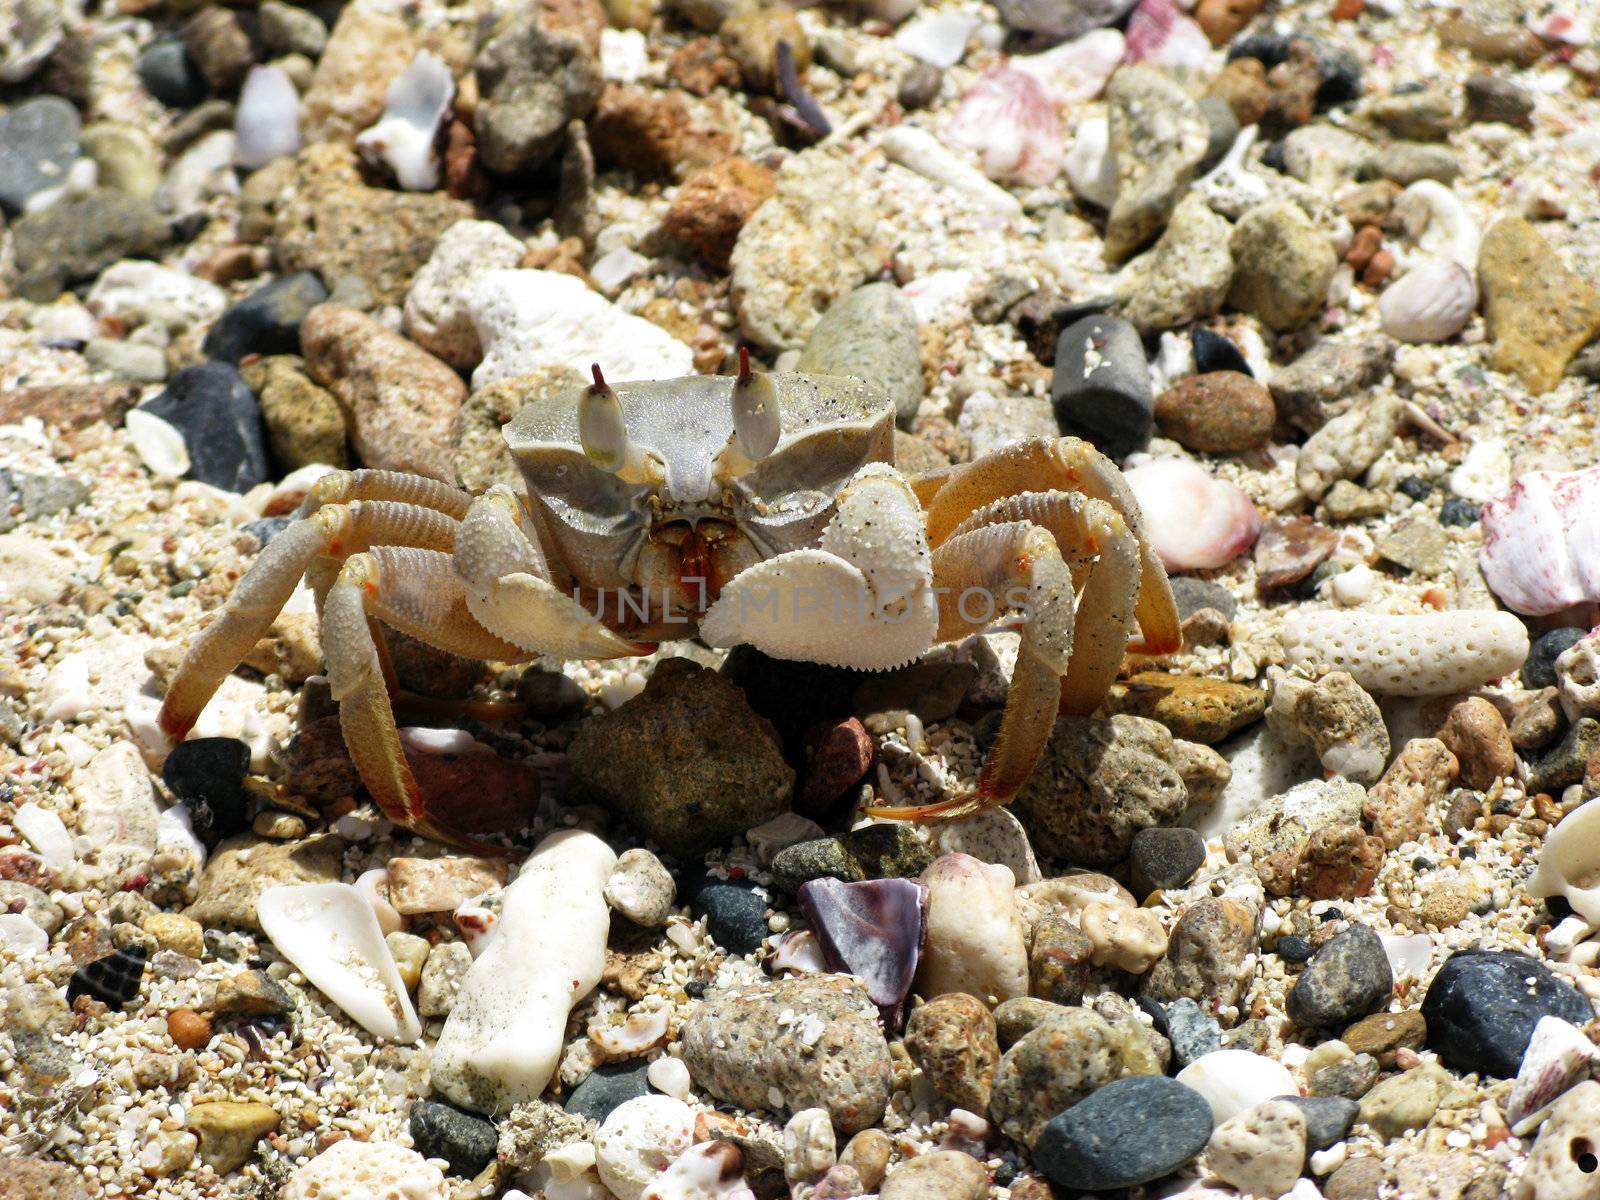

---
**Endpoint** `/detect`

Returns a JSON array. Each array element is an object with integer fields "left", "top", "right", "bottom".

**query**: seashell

[
  {"left": 1480, "top": 467, "right": 1600, "bottom": 616},
  {"left": 1449, "top": 436, "right": 1510, "bottom": 504},
  {"left": 769, "top": 928, "right": 829, "bottom": 974},
  {"left": 1281, "top": 611, "right": 1529, "bottom": 696},
  {"left": 1378, "top": 258, "right": 1477, "bottom": 343},
  {"left": 596, "top": 1095, "right": 697, "bottom": 1200},
  {"left": 258, "top": 883, "right": 422, "bottom": 1042},
  {"left": 234, "top": 66, "right": 300, "bottom": 170},
  {"left": 355, "top": 50, "right": 454, "bottom": 191},
  {"left": 1123, "top": 458, "right": 1263, "bottom": 573},
  {"left": 1123, "top": 0, "right": 1214, "bottom": 69},
  {"left": 590, "top": 1003, "right": 672, "bottom": 1056},
  {"left": 1064, "top": 115, "right": 1117, "bottom": 209},
  {"left": 453, "top": 893, "right": 501, "bottom": 958},
  {"left": 640, "top": 1140, "right": 756, "bottom": 1200},
  {"left": 646, "top": 1055, "right": 692, "bottom": 1100},
  {"left": 1528, "top": 799, "right": 1600, "bottom": 926},
  {"left": 0, "top": 912, "right": 49, "bottom": 955},
  {"left": 1175, "top": 1049, "right": 1298, "bottom": 1125},
  {"left": 1555, "top": 632, "right": 1600, "bottom": 722},
  {"left": 1379, "top": 931, "right": 1434, "bottom": 981},
  {"left": 946, "top": 67, "right": 1063, "bottom": 187},
  {"left": 1013, "top": 29, "right": 1126, "bottom": 104},
  {"left": 68, "top": 945, "right": 149, "bottom": 1007},
  {"left": 893, "top": 10, "right": 983, "bottom": 69},
  {"left": 798, "top": 877, "right": 927, "bottom": 1029},
  {"left": 938, "top": 1108, "right": 991, "bottom": 1156},
  {"left": 125, "top": 408, "right": 190, "bottom": 480},
  {"left": 356, "top": 867, "right": 403, "bottom": 936},
  {"left": 1505, "top": 1016, "right": 1599, "bottom": 1132},
  {"left": 15, "top": 801, "right": 75, "bottom": 868},
  {"left": 1390, "top": 180, "right": 1479, "bottom": 271},
  {"left": 881, "top": 125, "right": 1023, "bottom": 216}
]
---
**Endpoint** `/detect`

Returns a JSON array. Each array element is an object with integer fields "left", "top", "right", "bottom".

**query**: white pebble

[
  {"left": 235, "top": 65, "right": 301, "bottom": 169},
  {"left": 604, "top": 848, "right": 677, "bottom": 927},
  {"left": 1176, "top": 1049, "right": 1298, "bottom": 1125},
  {"left": 1328, "top": 563, "right": 1375, "bottom": 606},
  {"left": 646, "top": 1055, "right": 692, "bottom": 1101},
  {"left": 0, "top": 912, "right": 49, "bottom": 954},
  {"left": 15, "top": 802, "right": 75, "bottom": 868},
  {"left": 894, "top": 10, "right": 982, "bottom": 67},
  {"left": 594, "top": 1095, "right": 696, "bottom": 1200}
]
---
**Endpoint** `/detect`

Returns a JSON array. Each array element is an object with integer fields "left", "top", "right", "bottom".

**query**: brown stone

[
  {"left": 0, "top": 382, "right": 140, "bottom": 429},
  {"left": 1438, "top": 18, "right": 1547, "bottom": 67},
  {"left": 589, "top": 84, "right": 739, "bottom": 179},
  {"left": 1142, "top": 896, "right": 1259, "bottom": 1009},
  {"left": 1263, "top": 39, "right": 1321, "bottom": 134},
  {"left": 1195, "top": 0, "right": 1263, "bottom": 46},
  {"left": 1478, "top": 216, "right": 1600, "bottom": 395},
  {"left": 1342, "top": 1008, "right": 1425, "bottom": 1066},
  {"left": 1212, "top": 57, "right": 1269, "bottom": 127},
  {"left": 1029, "top": 908, "right": 1093, "bottom": 1006},
  {"left": 662, "top": 156, "right": 776, "bottom": 270},
  {"left": 1254, "top": 516, "right": 1338, "bottom": 591},
  {"left": 0, "top": 1158, "right": 94, "bottom": 1200},
  {"left": 1103, "top": 672, "right": 1266, "bottom": 744},
  {"left": 168, "top": 1007, "right": 213, "bottom": 1050},
  {"left": 386, "top": 856, "right": 510, "bottom": 915},
  {"left": 670, "top": 36, "right": 742, "bottom": 96},
  {"left": 1437, "top": 697, "right": 1516, "bottom": 790},
  {"left": 1154, "top": 371, "right": 1275, "bottom": 453},
  {"left": 1364, "top": 737, "right": 1459, "bottom": 849},
  {"left": 1295, "top": 823, "right": 1384, "bottom": 900},
  {"left": 903, "top": 993, "right": 999, "bottom": 1113},
  {"left": 797, "top": 716, "right": 875, "bottom": 816},
  {"left": 300, "top": 3, "right": 418, "bottom": 144}
]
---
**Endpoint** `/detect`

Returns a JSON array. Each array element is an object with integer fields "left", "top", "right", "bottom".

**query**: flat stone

[
  {"left": 1034, "top": 1075, "right": 1213, "bottom": 1190},
  {"left": 1479, "top": 216, "right": 1600, "bottom": 395},
  {"left": 1104, "top": 673, "right": 1266, "bottom": 744},
  {"left": 796, "top": 283, "right": 922, "bottom": 426}
]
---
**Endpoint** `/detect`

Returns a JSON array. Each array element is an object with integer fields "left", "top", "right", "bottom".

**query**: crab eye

[
  {"left": 732, "top": 347, "right": 780, "bottom": 460},
  {"left": 579, "top": 364, "right": 632, "bottom": 472}
]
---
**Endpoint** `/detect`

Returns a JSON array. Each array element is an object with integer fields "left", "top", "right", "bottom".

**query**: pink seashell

[
  {"left": 1125, "top": 458, "right": 1263, "bottom": 572},
  {"left": 768, "top": 928, "right": 829, "bottom": 974},
  {"left": 1012, "top": 29, "right": 1127, "bottom": 104},
  {"left": 1123, "top": 0, "right": 1214, "bottom": 70},
  {"left": 946, "top": 66, "right": 1064, "bottom": 188},
  {"left": 640, "top": 1141, "right": 757, "bottom": 1200},
  {"left": 1504, "top": 1016, "right": 1599, "bottom": 1130},
  {"left": 1479, "top": 467, "right": 1600, "bottom": 616}
]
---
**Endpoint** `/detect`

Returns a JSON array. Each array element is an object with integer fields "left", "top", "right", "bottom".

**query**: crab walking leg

[
  {"left": 869, "top": 521, "right": 1075, "bottom": 819},
  {"left": 159, "top": 500, "right": 462, "bottom": 739},
  {"left": 922, "top": 438, "right": 1180, "bottom": 654},
  {"left": 946, "top": 491, "right": 1142, "bottom": 714},
  {"left": 322, "top": 548, "right": 525, "bottom": 849},
  {"left": 700, "top": 464, "right": 939, "bottom": 670},
  {"left": 455, "top": 487, "right": 649, "bottom": 659},
  {"left": 299, "top": 467, "right": 473, "bottom": 522}
]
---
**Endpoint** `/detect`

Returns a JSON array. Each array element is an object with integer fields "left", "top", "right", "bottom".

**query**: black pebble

[
  {"left": 1396, "top": 476, "right": 1432, "bottom": 501},
  {"left": 141, "top": 363, "right": 272, "bottom": 493},
  {"left": 1524, "top": 627, "right": 1587, "bottom": 689},
  {"left": 163, "top": 737, "right": 252, "bottom": 849},
  {"left": 409, "top": 1101, "right": 498, "bottom": 1178},
  {"left": 203, "top": 272, "right": 328, "bottom": 364},
  {"left": 685, "top": 876, "right": 769, "bottom": 956},
  {"left": 1275, "top": 935, "right": 1313, "bottom": 964},
  {"left": 1439, "top": 497, "right": 1479, "bottom": 526},
  {"left": 1319, "top": 907, "right": 1344, "bottom": 922},
  {"left": 1191, "top": 328, "right": 1251, "bottom": 377},
  {"left": 137, "top": 38, "right": 208, "bottom": 108},
  {"left": 241, "top": 515, "right": 293, "bottom": 549},
  {"left": 1421, "top": 950, "right": 1593, "bottom": 1077},
  {"left": 1260, "top": 140, "right": 1288, "bottom": 173},
  {"left": 565, "top": 1061, "right": 651, "bottom": 1124},
  {"left": 1051, "top": 313, "right": 1154, "bottom": 461},
  {"left": 68, "top": 945, "right": 149, "bottom": 1007},
  {"left": 1281, "top": 1095, "right": 1360, "bottom": 1152},
  {"left": 1169, "top": 576, "right": 1240, "bottom": 622}
]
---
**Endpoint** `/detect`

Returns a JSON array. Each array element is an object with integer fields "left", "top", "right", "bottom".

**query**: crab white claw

[{"left": 159, "top": 365, "right": 1176, "bottom": 845}]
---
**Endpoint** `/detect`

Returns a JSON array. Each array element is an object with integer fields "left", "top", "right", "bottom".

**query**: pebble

[
  {"left": 1154, "top": 371, "right": 1275, "bottom": 453},
  {"left": 1513, "top": 1079, "right": 1600, "bottom": 1200},
  {"left": 1438, "top": 697, "right": 1516, "bottom": 790},
  {"left": 1191, "top": 328, "right": 1252, "bottom": 376},
  {"left": 772, "top": 825, "right": 934, "bottom": 892},
  {"left": 1034, "top": 1074, "right": 1213, "bottom": 1190},
  {"left": 992, "top": 1006, "right": 1152, "bottom": 1145},
  {"left": 1050, "top": 312, "right": 1152, "bottom": 460},
  {"left": 87, "top": 259, "right": 227, "bottom": 334},
  {"left": 1479, "top": 216, "right": 1600, "bottom": 395},
  {"left": 1528, "top": 629, "right": 1590, "bottom": 690},
  {"left": 661, "top": 156, "right": 778, "bottom": 271},
  {"left": 1380, "top": 258, "right": 1477, "bottom": 344},
  {"left": 1420, "top": 950, "right": 1593, "bottom": 1078},
  {"left": 1229, "top": 201, "right": 1337, "bottom": 331},
  {"left": 879, "top": 1151, "right": 987, "bottom": 1200},
  {"left": 235, "top": 66, "right": 301, "bottom": 170},
  {"left": 259, "top": 1, "right": 328, "bottom": 58},
  {"left": 1465, "top": 73, "right": 1534, "bottom": 129},
  {"left": 605, "top": 849, "right": 677, "bottom": 927},
  {"left": 281, "top": 1139, "right": 446, "bottom": 1200},
  {"left": 1206, "top": 1098, "right": 1307, "bottom": 1198},
  {"left": 685, "top": 876, "right": 769, "bottom": 956},
  {"left": 1286, "top": 924, "right": 1394, "bottom": 1029},
  {"left": 567, "top": 659, "right": 792, "bottom": 858},
  {"left": 1104, "top": 672, "right": 1267, "bottom": 743},
  {"left": 299, "top": 3, "right": 420, "bottom": 145},
  {"left": 1364, "top": 737, "right": 1457, "bottom": 849},
  {"left": 300, "top": 302, "right": 465, "bottom": 482},
  {"left": 418, "top": 940, "right": 472, "bottom": 1018},
  {"left": 0, "top": 96, "right": 82, "bottom": 215},
  {"left": 1164, "top": 996, "right": 1222, "bottom": 1066},
  {"left": 184, "top": 6, "right": 254, "bottom": 93},
  {"left": 162, "top": 736, "right": 251, "bottom": 849},
  {"left": 995, "top": 0, "right": 1138, "bottom": 41},
  {"left": 935, "top": 808, "right": 1041, "bottom": 885},
  {"left": 139, "top": 37, "right": 209, "bottom": 108},
  {"left": 10, "top": 189, "right": 172, "bottom": 302},
  {"left": 1104, "top": 66, "right": 1210, "bottom": 261},
  {"left": 241, "top": 355, "right": 348, "bottom": 470},
  {"left": 1271, "top": 672, "right": 1389, "bottom": 785},
  {"left": 1357, "top": 1061, "right": 1450, "bottom": 1137},
  {"left": 188, "top": 1101, "right": 281, "bottom": 1175},
  {"left": 1124, "top": 458, "right": 1263, "bottom": 572},
  {"left": 679, "top": 975, "right": 891, "bottom": 1133},
  {"left": 204, "top": 271, "right": 328, "bottom": 365},
  {"left": 85, "top": 339, "right": 168, "bottom": 383},
  {"left": 566, "top": 1060, "right": 652, "bottom": 1124},
  {"left": 1143, "top": 896, "right": 1261, "bottom": 1012},
  {"left": 139, "top": 363, "right": 271, "bottom": 493},
  {"left": 1113, "top": 194, "right": 1235, "bottom": 336},
  {"left": 1129, "top": 826, "right": 1207, "bottom": 894},
  {"left": 1269, "top": 337, "right": 1394, "bottom": 433},
  {"left": 795, "top": 283, "right": 922, "bottom": 427},
  {"left": 1012, "top": 714, "right": 1187, "bottom": 864},
  {"left": 904, "top": 992, "right": 999, "bottom": 1112},
  {"left": 401, "top": 220, "right": 525, "bottom": 369},
  {"left": 410, "top": 1100, "right": 499, "bottom": 1178},
  {"left": 1325, "top": 1157, "right": 1385, "bottom": 1200},
  {"left": 914, "top": 853, "right": 1027, "bottom": 1004}
]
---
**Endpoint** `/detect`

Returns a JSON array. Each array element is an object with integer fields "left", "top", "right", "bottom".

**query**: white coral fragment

[
  {"left": 356, "top": 50, "right": 454, "bottom": 191},
  {"left": 1281, "top": 611, "right": 1529, "bottom": 697}
]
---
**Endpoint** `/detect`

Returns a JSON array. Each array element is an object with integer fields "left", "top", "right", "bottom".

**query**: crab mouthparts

[{"left": 656, "top": 520, "right": 729, "bottom": 604}]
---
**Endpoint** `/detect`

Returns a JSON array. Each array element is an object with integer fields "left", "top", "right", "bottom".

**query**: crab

[{"left": 159, "top": 357, "right": 1179, "bottom": 848}]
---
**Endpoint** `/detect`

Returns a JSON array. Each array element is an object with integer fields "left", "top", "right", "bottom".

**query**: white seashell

[
  {"left": 1528, "top": 800, "right": 1600, "bottom": 926},
  {"left": 1505, "top": 1016, "right": 1599, "bottom": 1132},
  {"left": 1449, "top": 436, "right": 1510, "bottom": 503},
  {"left": 259, "top": 883, "right": 421, "bottom": 1041},
  {"left": 640, "top": 1140, "right": 756, "bottom": 1200},
  {"left": 125, "top": 409, "right": 191, "bottom": 480},
  {"left": 646, "top": 1054, "right": 692, "bottom": 1101},
  {"left": 1378, "top": 258, "right": 1477, "bottom": 343},
  {"left": 1480, "top": 467, "right": 1600, "bottom": 616},
  {"left": 1379, "top": 931, "right": 1435, "bottom": 980},
  {"left": 355, "top": 867, "right": 404, "bottom": 936},
  {"left": 1012, "top": 29, "right": 1125, "bottom": 104},
  {"left": 1390, "top": 180, "right": 1479, "bottom": 271},
  {"left": 769, "top": 928, "right": 829, "bottom": 974},
  {"left": 1124, "top": 0, "right": 1213, "bottom": 70},
  {"left": 154, "top": 803, "right": 207, "bottom": 876},
  {"left": 595, "top": 1094, "right": 697, "bottom": 1200},
  {"left": 893, "top": 10, "right": 982, "bottom": 68},
  {"left": 234, "top": 66, "right": 301, "bottom": 170},
  {"left": 15, "top": 802, "right": 75, "bottom": 868},
  {"left": 590, "top": 246, "right": 653, "bottom": 295},
  {"left": 454, "top": 894, "right": 501, "bottom": 957},
  {"left": 546, "top": 1140, "right": 599, "bottom": 1184},
  {"left": 1282, "top": 610, "right": 1529, "bottom": 696},
  {"left": 1124, "top": 458, "right": 1263, "bottom": 573},
  {"left": 946, "top": 66, "right": 1063, "bottom": 187},
  {"left": 0, "top": 912, "right": 49, "bottom": 954},
  {"left": 1175, "top": 1050, "right": 1298, "bottom": 1125},
  {"left": 1064, "top": 115, "right": 1117, "bottom": 209},
  {"left": 355, "top": 51, "right": 454, "bottom": 191},
  {"left": 880, "top": 125, "right": 1023, "bottom": 217},
  {"left": 590, "top": 1003, "right": 672, "bottom": 1056}
]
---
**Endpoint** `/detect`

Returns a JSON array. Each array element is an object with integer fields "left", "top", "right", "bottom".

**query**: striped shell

[{"left": 1480, "top": 466, "right": 1600, "bottom": 616}]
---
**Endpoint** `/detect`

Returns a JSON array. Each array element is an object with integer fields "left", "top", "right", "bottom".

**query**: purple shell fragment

[{"left": 798, "top": 876, "right": 927, "bottom": 1030}]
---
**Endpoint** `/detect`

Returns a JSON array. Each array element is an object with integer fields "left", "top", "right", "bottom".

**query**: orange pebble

[
  {"left": 168, "top": 1008, "right": 212, "bottom": 1050},
  {"left": 1361, "top": 249, "right": 1396, "bottom": 288},
  {"left": 1332, "top": 0, "right": 1364, "bottom": 19}
]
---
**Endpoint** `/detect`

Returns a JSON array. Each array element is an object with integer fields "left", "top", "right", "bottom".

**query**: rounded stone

[
  {"left": 795, "top": 282, "right": 923, "bottom": 427},
  {"left": 1155, "top": 371, "right": 1276, "bottom": 453},
  {"left": 879, "top": 1150, "right": 986, "bottom": 1200},
  {"left": 1051, "top": 313, "right": 1153, "bottom": 461},
  {"left": 1286, "top": 923, "right": 1394, "bottom": 1030},
  {"left": 565, "top": 1061, "right": 652, "bottom": 1125},
  {"left": 904, "top": 993, "right": 999, "bottom": 1113},
  {"left": 1420, "top": 950, "right": 1593, "bottom": 1078},
  {"left": 1524, "top": 627, "right": 1587, "bottom": 690},
  {"left": 409, "top": 1101, "right": 498, "bottom": 1178},
  {"left": 140, "top": 364, "right": 272, "bottom": 494},
  {"left": 684, "top": 876, "right": 769, "bottom": 956},
  {"left": 1034, "top": 1075, "right": 1213, "bottom": 1190},
  {"left": 0, "top": 96, "right": 82, "bottom": 215},
  {"left": 1129, "top": 827, "right": 1207, "bottom": 895}
]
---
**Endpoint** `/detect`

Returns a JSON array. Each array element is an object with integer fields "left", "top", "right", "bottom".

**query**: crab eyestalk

[
  {"left": 731, "top": 347, "right": 780, "bottom": 460},
  {"left": 579, "top": 365, "right": 652, "bottom": 483}
]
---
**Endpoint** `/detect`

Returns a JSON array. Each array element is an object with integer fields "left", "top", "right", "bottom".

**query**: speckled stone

[
  {"left": 1286, "top": 924, "right": 1394, "bottom": 1029},
  {"left": 796, "top": 283, "right": 922, "bottom": 427},
  {"left": 1420, "top": 950, "right": 1593, "bottom": 1077},
  {"left": 1033, "top": 1075, "right": 1213, "bottom": 1189}
]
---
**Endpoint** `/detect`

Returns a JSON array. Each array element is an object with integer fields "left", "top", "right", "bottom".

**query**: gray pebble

[
  {"left": 796, "top": 283, "right": 923, "bottom": 428},
  {"left": 1051, "top": 313, "right": 1152, "bottom": 461},
  {"left": 0, "top": 96, "right": 81, "bottom": 215}
]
